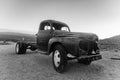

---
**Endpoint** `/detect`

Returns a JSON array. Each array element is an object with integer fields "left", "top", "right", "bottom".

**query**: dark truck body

[
  {"left": 16, "top": 19, "right": 102, "bottom": 73},
  {"left": 36, "top": 20, "right": 101, "bottom": 56}
]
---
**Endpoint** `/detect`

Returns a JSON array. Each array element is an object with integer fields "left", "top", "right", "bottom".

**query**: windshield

[
  {"left": 53, "top": 26, "right": 69, "bottom": 32},
  {"left": 61, "top": 27, "right": 69, "bottom": 32},
  {"left": 52, "top": 23, "right": 70, "bottom": 32}
]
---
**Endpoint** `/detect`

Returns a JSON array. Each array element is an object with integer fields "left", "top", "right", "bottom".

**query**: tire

[
  {"left": 52, "top": 44, "right": 68, "bottom": 73},
  {"left": 77, "top": 59, "right": 91, "bottom": 65},
  {"left": 15, "top": 42, "right": 27, "bottom": 54}
]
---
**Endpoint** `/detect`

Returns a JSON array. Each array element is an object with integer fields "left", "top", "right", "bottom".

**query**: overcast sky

[{"left": 0, "top": 0, "right": 120, "bottom": 39}]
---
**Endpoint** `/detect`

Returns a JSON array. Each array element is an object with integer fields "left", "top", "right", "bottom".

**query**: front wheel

[
  {"left": 15, "top": 42, "right": 27, "bottom": 54},
  {"left": 52, "top": 44, "right": 67, "bottom": 73}
]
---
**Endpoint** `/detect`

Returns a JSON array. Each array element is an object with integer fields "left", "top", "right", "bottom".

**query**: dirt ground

[{"left": 0, "top": 43, "right": 120, "bottom": 80}]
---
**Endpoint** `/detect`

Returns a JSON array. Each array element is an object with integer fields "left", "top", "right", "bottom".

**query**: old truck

[{"left": 15, "top": 20, "right": 102, "bottom": 73}]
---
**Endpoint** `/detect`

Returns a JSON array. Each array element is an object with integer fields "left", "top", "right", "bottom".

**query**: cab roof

[{"left": 40, "top": 19, "right": 68, "bottom": 27}]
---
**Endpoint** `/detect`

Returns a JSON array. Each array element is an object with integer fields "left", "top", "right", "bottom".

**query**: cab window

[{"left": 40, "top": 22, "right": 51, "bottom": 30}]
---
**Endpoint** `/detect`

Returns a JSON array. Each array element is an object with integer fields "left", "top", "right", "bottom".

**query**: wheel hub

[
  {"left": 54, "top": 50, "right": 61, "bottom": 67},
  {"left": 16, "top": 44, "right": 19, "bottom": 53}
]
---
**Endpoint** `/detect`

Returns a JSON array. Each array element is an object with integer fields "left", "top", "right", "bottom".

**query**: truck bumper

[{"left": 77, "top": 54, "right": 102, "bottom": 61}]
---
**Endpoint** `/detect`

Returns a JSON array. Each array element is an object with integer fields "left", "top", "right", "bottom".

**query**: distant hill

[
  {"left": 0, "top": 32, "right": 36, "bottom": 42},
  {"left": 99, "top": 35, "right": 120, "bottom": 51}
]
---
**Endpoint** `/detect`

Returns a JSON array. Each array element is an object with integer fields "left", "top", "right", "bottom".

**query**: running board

[{"left": 36, "top": 50, "right": 48, "bottom": 55}]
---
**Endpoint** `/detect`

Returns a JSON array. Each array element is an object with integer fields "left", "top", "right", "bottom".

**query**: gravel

[{"left": 0, "top": 43, "right": 120, "bottom": 80}]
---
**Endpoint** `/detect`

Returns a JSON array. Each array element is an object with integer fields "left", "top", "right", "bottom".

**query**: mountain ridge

[
  {"left": 99, "top": 35, "right": 120, "bottom": 50},
  {"left": 0, "top": 32, "right": 36, "bottom": 42}
]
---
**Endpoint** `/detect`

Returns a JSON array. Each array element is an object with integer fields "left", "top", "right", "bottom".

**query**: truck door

[{"left": 36, "top": 22, "right": 52, "bottom": 51}]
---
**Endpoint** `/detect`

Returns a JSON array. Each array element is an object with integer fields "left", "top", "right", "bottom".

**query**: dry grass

[{"left": 0, "top": 43, "right": 120, "bottom": 80}]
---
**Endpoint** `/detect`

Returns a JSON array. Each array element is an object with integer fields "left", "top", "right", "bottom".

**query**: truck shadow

[
  {"left": 14, "top": 50, "right": 105, "bottom": 76},
  {"left": 15, "top": 52, "right": 106, "bottom": 79},
  {"left": 65, "top": 60, "right": 105, "bottom": 77},
  {"left": 33, "top": 54, "right": 105, "bottom": 76}
]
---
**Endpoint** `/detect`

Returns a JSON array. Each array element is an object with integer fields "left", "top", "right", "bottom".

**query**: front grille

[{"left": 79, "top": 40, "right": 96, "bottom": 54}]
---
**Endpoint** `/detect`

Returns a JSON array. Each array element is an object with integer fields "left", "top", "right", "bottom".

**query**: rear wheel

[
  {"left": 77, "top": 59, "right": 91, "bottom": 65},
  {"left": 52, "top": 44, "right": 67, "bottom": 73},
  {"left": 15, "top": 42, "right": 27, "bottom": 54}
]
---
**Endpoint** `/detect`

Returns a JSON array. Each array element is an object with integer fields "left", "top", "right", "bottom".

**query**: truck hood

[{"left": 54, "top": 31, "right": 98, "bottom": 41}]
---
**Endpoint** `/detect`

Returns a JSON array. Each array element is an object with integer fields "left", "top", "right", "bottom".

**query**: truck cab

[{"left": 36, "top": 20, "right": 70, "bottom": 51}]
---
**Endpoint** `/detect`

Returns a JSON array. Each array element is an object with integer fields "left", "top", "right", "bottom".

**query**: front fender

[
  {"left": 47, "top": 37, "right": 63, "bottom": 54},
  {"left": 48, "top": 37, "right": 80, "bottom": 56}
]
